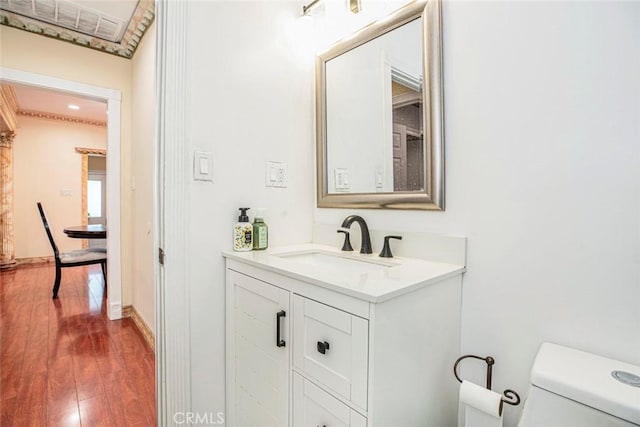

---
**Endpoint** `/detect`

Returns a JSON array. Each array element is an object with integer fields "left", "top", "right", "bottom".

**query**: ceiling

[
  {"left": 0, "top": 0, "right": 154, "bottom": 58},
  {"left": 8, "top": 83, "right": 107, "bottom": 126}
]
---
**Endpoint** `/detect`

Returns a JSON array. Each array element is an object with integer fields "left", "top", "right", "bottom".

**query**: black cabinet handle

[
  {"left": 276, "top": 310, "right": 286, "bottom": 347},
  {"left": 317, "top": 341, "right": 330, "bottom": 354}
]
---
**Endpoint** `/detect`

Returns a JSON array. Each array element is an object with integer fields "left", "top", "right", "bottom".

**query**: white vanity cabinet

[
  {"left": 225, "top": 248, "right": 463, "bottom": 427},
  {"left": 226, "top": 269, "right": 290, "bottom": 427},
  {"left": 293, "top": 373, "right": 367, "bottom": 427}
]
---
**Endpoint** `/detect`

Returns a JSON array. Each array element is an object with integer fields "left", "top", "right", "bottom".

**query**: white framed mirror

[{"left": 316, "top": 0, "right": 444, "bottom": 210}]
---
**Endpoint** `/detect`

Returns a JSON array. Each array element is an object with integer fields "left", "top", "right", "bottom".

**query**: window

[{"left": 88, "top": 180, "right": 102, "bottom": 217}]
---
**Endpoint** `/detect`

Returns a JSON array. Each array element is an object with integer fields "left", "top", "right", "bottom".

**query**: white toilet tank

[{"left": 518, "top": 343, "right": 640, "bottom": 427}]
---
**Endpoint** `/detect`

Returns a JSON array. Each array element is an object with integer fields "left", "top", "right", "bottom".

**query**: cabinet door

[
  {"left": 228, "top": 270, "right": 290, "bottom": 427},
  {"left": 293, "top": 373, "right": 367, "bottom": 427},
  {"left": 293, "top": 295, "right": 369, "bottom": 409}
]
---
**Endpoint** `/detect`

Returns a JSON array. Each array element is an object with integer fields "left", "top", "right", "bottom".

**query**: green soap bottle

[{"left": 253, "top": 209, "right": 268, "bottom": 250}]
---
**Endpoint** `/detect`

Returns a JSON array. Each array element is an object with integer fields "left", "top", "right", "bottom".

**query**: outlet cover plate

[{"left": 266, "top": 161, "right": 287, "bottom": 188}]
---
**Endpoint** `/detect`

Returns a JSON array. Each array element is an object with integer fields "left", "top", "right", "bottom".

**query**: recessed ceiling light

[{"left": 68, "top": 104, "right": 80, "bottom": 110}]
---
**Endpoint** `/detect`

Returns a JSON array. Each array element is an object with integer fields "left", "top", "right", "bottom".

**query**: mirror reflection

[{"left": 326, "top": 18, "right": 423, "bottom": 194}]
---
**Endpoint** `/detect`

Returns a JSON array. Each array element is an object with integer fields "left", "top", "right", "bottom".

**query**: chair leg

[
  {"left": 101, "top": 261, "right": 107, "bottom": 292},
  {"left": 52, "top": 264, "right": 62, "bottom": 299}
]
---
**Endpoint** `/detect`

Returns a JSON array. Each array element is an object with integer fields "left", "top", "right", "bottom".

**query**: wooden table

[{"left": 63, "top": 224, "right": 107, "bottom": 239}]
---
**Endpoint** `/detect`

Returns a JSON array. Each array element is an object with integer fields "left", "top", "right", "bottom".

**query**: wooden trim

[
  {"left": 15, "top": 256, "right": 54, "bottom": 266},
  {"left": 0, "top": 85, "right": 18, "bottom": 133},
  {"left": 75, "top": 147, "right": 107, "bottom": 156},
  {"left": 81, "top": 154, "right": 88, "bottom": 249},
  {"left": 131, "top": 306, "right": 155, "bottom": 352},
  {"left": 122, "top": 304, "right": 155, "bottom": 352}
]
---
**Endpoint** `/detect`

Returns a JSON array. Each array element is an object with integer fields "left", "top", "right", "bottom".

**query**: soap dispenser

[
  {"left": 253, "top": 208, "right": 268, "bottom": 250},
  {"left": 233, "top": 208, "right": 253, "bottom": 252}
]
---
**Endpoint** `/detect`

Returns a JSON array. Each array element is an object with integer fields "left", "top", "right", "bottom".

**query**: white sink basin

[{"left": 275, "top": 251, "right": 392, "bottom": 275}]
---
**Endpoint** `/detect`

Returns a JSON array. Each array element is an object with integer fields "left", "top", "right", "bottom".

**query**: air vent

[{"left": 0, "top": 0, "right": 128, "bottom": 42}]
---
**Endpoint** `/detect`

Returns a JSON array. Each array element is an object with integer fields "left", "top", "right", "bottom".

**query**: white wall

[
  {"left": 131, "top": 21, "right": 157, "bottom": 335},
  {"left": 185, "top": 1, "right": 315, "bottom": 416},
  {"left": 14, "top": 115, "right": 106, "bottom": 258},
  {"left": 315, "top": 1, "right": 640, "bottom": 425}
]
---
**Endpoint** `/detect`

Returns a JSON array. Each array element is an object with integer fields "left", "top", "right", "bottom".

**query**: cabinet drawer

[
  {"left": 293, "top": 373, "right": 367, "bottom": 427},
  {"left": 293, "top": 295, "right": 368, "bottom": 409}
]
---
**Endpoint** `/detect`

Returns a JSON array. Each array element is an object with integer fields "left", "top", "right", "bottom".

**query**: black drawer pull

[
  {"left": 276, "top": 310, "right": 286, "bottom": 347},
  {"left": 317, "top": 341, "right": 330, "bottom": 354}
]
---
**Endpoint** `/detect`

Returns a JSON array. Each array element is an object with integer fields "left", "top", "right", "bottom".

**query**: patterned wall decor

[{"left": 17, "top": 110, "right": 106, "bottom": 127}]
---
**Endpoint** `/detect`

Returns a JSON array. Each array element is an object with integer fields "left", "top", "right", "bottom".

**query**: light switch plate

[{"left": 193, "top": 151, "right": 213, "bottom": 182}]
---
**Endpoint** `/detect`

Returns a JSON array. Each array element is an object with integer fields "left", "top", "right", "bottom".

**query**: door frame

[
  {"left": 155, "top": 0, "right": 192, "bottom": 423},
  {"left": 0, "top": 67, "right": 123, "bottom": 320}
]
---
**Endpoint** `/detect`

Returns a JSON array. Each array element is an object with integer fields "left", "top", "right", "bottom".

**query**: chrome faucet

[{"left": 340, "top": 215, "right": 372, "bottom": 254}]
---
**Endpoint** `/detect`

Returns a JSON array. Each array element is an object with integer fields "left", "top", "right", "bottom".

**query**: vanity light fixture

[
  {"left": 302, "top": 0, "right": 361, "bottom": 16},
  {"left": 302, "top": 0, "right": 321, "bottom": 16},
  {"left": 349, "top": 0, "right": 361, "bottom": 14},
  {"left": 67, "top": 104, "right": 80, "bottom": 110}
]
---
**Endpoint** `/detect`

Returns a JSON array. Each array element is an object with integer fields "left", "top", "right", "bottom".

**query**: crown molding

[
  {"left": 0, "top": 0, "right": 154, "bottom": 59},
  {"left": 75, "top": 147, "right": 106, "bottom": 156},
  {"left": 18, "top": 110, "right": 106, "bottom": 127}
]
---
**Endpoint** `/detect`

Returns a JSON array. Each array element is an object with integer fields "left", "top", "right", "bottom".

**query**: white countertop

[{"left": 223, "top": 243, "right": 465, "bottom": 303}]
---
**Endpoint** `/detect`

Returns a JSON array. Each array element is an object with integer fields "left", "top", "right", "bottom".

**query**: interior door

[{"left": 393, "top": 123, "right": 408, "bottom": 191}]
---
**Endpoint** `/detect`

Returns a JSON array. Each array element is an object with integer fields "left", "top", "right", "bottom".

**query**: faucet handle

[
  {"left": 337, "top": 229, "right": 354, "bottom": 252},
  {"left": 379, "top": 235, "right": 402, "bottom": 258}
]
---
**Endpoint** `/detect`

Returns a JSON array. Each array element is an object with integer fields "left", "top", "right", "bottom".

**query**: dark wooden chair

[{"left": 37, "top": 202, "right": 107, "bottom": 299}]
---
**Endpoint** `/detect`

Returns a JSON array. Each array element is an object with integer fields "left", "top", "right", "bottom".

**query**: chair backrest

[{"left": 36, "top": 202, "right": 60, "bottom": 257}]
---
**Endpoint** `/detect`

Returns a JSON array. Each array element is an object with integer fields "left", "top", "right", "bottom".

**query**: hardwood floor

[{"left": 0, "top": 264, "right": 156, "bottom": 426}]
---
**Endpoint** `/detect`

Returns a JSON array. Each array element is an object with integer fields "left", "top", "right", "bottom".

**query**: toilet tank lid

[{"left": 531, "top": 343, "right": 640, "bottom": 424}]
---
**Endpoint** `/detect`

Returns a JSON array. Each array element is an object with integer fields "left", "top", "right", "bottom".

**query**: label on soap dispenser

[
  {"left": 234, "top": 223, "right": 253, "bottom": 251},
  {"left": 256, "top": 227, "right": 267, "bottom": 248}
]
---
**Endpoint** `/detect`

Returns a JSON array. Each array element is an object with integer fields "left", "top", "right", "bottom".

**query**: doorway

[{"left": 0, "top": 66, "right": 123, "bottom": 320}]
